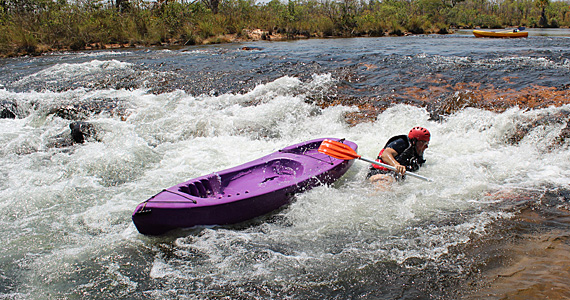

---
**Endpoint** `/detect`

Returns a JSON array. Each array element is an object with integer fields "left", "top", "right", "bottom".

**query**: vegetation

[{"left": 0, "top": 0, "right": 569, "bottom": 56}]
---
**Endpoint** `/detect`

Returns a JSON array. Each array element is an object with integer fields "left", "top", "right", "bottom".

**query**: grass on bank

[{"left": 0, "top": 0, "right": 569, "bottom": 56}]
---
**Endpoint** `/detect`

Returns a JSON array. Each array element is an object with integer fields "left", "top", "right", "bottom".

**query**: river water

[{"left": 1, "top": 33, "right": 569, "bottom": 299}]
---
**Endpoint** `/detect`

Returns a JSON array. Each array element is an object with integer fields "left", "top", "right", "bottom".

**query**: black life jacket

[{"left": 371, "top": 135, "right": 425, "bottom": 172}]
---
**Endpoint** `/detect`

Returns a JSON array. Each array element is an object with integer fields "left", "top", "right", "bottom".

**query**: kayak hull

[
  {"left": 473, "top": 29, "right": 528, "bottom": 38},
  {"left": 132, "top": 138, "right": 357, "bottom": 235}
]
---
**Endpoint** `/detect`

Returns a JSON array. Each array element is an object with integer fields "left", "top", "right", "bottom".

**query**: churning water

[{"left": 1, "top": 34, "right": 569, "bottom": 299}]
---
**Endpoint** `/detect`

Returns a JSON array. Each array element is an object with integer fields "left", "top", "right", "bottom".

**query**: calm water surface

[{"left": 1, "top": 33, "right": 569, "bottom": 299}]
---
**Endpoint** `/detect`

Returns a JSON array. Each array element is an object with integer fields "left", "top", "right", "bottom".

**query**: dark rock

[
  {"left": 505, "top": 110, "right": 570, "bottom": 149},
  {"left": 429, "top": 91, "right": 479, "bottom": 121},
  {"left": 70, "top": 121, "right": 95, "bottom": 144},
  {"left": 0, "top": 100, "right": 18, "bottom": 119},
  {"left": 241, "top": 47, "right": 263, "bottom": 51},
  {"left": 47, "top": 121, "right": 97, "bottom": 148},
  {"left": 52, "top": 98, "right": 127, "bottom": 121}
]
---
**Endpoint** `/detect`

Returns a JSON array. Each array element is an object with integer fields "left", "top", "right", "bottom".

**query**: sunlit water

[{"left": 1, "top": 34, "right": 569, "bottom": 299}]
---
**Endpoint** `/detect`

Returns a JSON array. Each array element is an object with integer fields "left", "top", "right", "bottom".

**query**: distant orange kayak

[{"left": 473, "top": 29, "right": 528, "bottom": 38}]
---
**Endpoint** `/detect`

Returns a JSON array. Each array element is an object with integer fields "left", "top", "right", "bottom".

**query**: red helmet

[{"left": 408, "top": 127, "right": 430, "bottom": 142}]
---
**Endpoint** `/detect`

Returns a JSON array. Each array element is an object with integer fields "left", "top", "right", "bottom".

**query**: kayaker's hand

[
  {"left": 395, "top": 164, "right": 406, "bottom": 175},
  {"left": 381, "top": 148, "right": 407, "bottom": 175}
]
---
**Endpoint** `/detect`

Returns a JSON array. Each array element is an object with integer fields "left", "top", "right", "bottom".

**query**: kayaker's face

[{"left": 415, "top": 140, "right": 429, "bottom": 155}]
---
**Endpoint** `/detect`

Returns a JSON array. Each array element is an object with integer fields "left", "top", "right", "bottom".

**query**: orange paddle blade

[{"left": 318, "top": 139, "right": 361, "bottom": 161}]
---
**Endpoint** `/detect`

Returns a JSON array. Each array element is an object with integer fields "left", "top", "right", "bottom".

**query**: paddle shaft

[{"left": 359, "top": 157, "right": 433, "bottom": 182}]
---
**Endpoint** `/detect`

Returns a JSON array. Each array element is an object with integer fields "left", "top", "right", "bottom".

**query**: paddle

[{"left": 318, "top": 139, "right": 433, "bottom": 182}]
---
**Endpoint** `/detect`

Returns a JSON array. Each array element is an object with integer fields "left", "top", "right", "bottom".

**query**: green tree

[
  {"left": 202, "top": 0, "right": 220, "bottom": 14},
  {"left": 535, "top": 0, "right": 549, "bottom": 26}
]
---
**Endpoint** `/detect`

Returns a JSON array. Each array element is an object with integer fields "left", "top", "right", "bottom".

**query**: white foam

[
  {"left": 12, "top": 59, "right": 133, "bottom": 89},
  {"left": 2, "top": 73, "right": 570, "bottom": 296}
]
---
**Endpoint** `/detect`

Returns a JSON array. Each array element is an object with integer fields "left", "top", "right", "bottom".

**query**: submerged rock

[
  {"left": 1, "top": 100, "right": 19, "bottom": 119},
  {"left": 51, "top": 98, "right": 128, "bottom": 121},
  {"left": 465, "top": 187, "right": 570, "bottom": 299},
  {"left": 429, "top": 91, "right": 479, "bottom": 121},
  {"left": 47, "top": 121, "right": 97, "bottom": 148},
  {"left": 506, "top": 110, "right": 570, "bottom": 149},
  {"left": 69, "top": 121, "right": 96, "bottom": 144},
  {"left": 241, "top": 47, "right": 263, "bottom": 51}
]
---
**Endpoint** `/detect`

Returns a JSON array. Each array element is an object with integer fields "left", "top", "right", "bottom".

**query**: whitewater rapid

[{"left": 1, "top": 38, "right": 569, "bottom": 298}]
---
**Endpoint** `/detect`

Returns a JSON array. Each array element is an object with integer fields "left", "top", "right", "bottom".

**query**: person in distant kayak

[{"left": 366, "top": 127, "right": 430, "bottom": 186}]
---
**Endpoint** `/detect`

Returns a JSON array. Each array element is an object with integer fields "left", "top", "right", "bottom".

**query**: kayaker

[{"left": 366, "top": 127, "right": 430, "bottom": 186}]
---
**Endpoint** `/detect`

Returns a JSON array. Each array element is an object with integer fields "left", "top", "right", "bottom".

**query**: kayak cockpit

[
  {"left": 178, "top": 158, "right": 304, "bottom": 199},
  {"left": 178, "top": 175, "right": 221, "bottom": 198}
]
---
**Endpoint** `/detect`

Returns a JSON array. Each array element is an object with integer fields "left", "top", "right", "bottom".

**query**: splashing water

[{"left": 1, "top": 35, "right": 569, "bottom": 299}]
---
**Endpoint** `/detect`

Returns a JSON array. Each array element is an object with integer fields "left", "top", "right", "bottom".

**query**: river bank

[
  {"left": 3, "top": 0, "right": 570, "bottom": 59},
  {"left": 13, "top": 26, "right": 570, "bottom": 59},
  {"left": 3, "top": 28, "right": 447, "bottom": 58}
]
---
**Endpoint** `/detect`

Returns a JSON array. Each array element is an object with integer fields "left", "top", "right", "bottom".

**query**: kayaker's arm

[{"left": 380, "top": 148, "right": 406, "bottom": 175}]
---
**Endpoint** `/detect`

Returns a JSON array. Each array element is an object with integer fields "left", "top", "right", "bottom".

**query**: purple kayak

[{"left": 132, "top": 138, "right": 357, "bottom": 235}]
